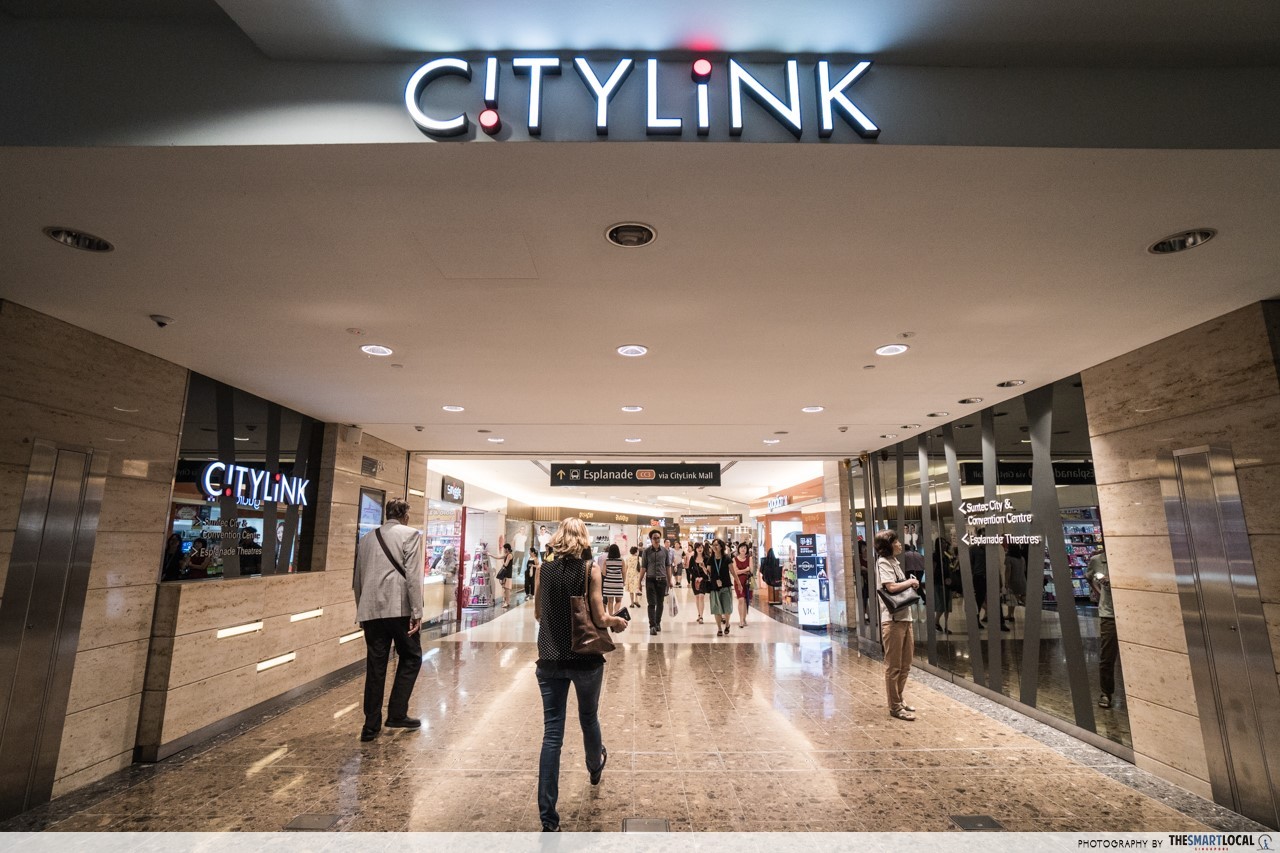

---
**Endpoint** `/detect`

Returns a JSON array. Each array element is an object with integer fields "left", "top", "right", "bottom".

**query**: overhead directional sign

[{"left": 549, "top": 463, "right": 721, "bottom": 487}]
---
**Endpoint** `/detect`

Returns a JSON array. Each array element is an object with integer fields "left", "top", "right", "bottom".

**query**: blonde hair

[{"left": 549, "top": 517, "right": 591, "bottom": 557}]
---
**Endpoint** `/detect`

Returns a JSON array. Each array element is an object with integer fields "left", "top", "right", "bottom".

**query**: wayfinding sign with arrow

[
  {"left": 958, "top": 499, "right": 1043, "bottom": 546},
  {"left": 549, "top": 463, "right": 721, "bottom": 487}
]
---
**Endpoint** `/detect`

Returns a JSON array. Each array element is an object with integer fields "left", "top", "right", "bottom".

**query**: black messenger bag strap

[{"left": 374, "top": 527, "right": 407, "bottom": 579}]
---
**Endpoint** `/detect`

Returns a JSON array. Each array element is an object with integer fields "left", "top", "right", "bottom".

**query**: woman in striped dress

[{"left": 602, "top": 543, "right": 625, "bottom": 614}]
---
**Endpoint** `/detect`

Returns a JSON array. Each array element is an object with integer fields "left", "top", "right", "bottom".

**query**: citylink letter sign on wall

[
  {"left": 550, "top": 463, "right": 721, "bottom": 487},
  {"left": 405, "top": 54, "right": 879, "bottom": 142},
  {"left": 200, "top": 462, "right": 309, "bottom": 507}
]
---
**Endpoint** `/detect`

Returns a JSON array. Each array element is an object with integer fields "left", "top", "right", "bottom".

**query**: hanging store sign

[
  {"left": 405, "top": 54, "right": 879, "bottom": 141},
  {"left": 441, "top": 475, "right": 466, "bottom": 505},
  {"left": 959, "top": 461, "right": 1096, "bottom": 487},
  {"left": 559, "top": 508, "right": 644, "bottom": 525},
  {"left": 550, "top": 463, "right": 721, "bottom": 487},
  {"left": 680, "top": 514, "right": 743, "bottom": 524},
  {"left": 767, "top": 495, "right": 789, "bottom": 511},
  {"left": 199, "top": 462, "right": 309, "bottom": 507}
]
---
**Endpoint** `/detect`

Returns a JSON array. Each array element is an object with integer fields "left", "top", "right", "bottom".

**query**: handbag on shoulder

[
  {"left": 571, "top": 558, "right": 616, "bottom": 655},
  {"left": 876, "top": 584, "right": 921, "bottom": 613}
]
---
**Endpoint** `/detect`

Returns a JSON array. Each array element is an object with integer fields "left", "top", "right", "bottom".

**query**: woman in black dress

[
  {"left": 686, "top": 541, "right": 710, "bottom": 624},
  {"left": 497, "top": 543, "right": 515, "bottom": 609}
]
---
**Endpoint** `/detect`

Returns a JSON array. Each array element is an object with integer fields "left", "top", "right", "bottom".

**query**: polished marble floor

[{"left": 6, "top": 587, "right": 1234, "bottom": 832}]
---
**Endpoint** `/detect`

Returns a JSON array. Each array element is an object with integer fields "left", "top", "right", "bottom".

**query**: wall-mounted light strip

[
  {"left": 216, "top": 621, "right": 263, "bottom": 639},
  {"left": 289, "top": 608, "right": 323, "bottom": 622},
  {"left": 256, "top": 652, "right": 296, "bottom": 672},
  {"left": 408, "top": 488, "right": 426, "bottom": 497},
  {"left": 338, "top": 630, "right": 365, "bottom": 645}
]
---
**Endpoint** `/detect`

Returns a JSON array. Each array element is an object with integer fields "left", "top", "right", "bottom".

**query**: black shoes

[
  {"left": 360, "top": 727, "right": 379, "bottom": 742},
  {"left": 385, "top": 716, "right": 422, "bottom": 729},
  {"left": 590, "top": 746, "right": 608, "bottom": 785}
]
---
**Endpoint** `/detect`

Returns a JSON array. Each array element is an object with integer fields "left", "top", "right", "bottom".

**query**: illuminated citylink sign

[
  {"left": 405, "top": 54, "right": 879, "bottom": 141},
  {"left": 200, "top": 462, "right": 310, "bottom": 507}
]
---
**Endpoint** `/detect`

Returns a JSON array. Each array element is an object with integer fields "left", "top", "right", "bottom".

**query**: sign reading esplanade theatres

[
  {"left": 550, "top": 463, "right": 721, "bottom": 487},
  {"left": 405, "top": 54, "right": 880, "bottom": 141}
]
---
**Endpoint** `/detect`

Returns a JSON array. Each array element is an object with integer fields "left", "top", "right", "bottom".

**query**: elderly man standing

[{"left": 353, "top": 498, "right": 424, "bottom": 742}]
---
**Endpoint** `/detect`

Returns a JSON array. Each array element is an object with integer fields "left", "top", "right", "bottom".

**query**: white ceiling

[
  {"left": 208, "top": 0, "right": 1280, "bottom": 66},
  {"left": 1, "top": 143, "right": 1278, "bottom": 459},
  {"left": 427, "top": 458, "right": 823, "bottom": 518}
]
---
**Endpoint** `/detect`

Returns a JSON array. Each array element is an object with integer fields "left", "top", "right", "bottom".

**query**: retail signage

[
  {"left": 405, "top": 54, "right": 879, "bottom": 140},
  {"left": 794, "top": 534, "right": 829, "bottom": 628},
  {"left": 550, "top": 463, "right": 720, "bottom": 487},
  {"left": 441, "top": 475, "right": 465, "bottom": 505},
  {"left": 958, "top": 499, "right": 1043, "bottom": 547},
  {"left": 559, "top": 508, "right": 641, "bottom": 525},
  {"left": 680, "top": 514, "right": 743, "bottom": 524},
  {"left": 767, "top": 496, "right": 789, "bottom": 511},
  {"left": 199, "top": 462, "right": 309, "bottom": 507},
  {"left": 959, "top": 461, "right": 1096, "bottom": 487}
]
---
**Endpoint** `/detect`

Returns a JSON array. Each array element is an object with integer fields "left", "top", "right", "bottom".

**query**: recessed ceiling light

[
  {"left": 900, "top": 424, "right": 921, "bottom": 430},
  {"left": 616, "top": 344, "right": 648, "bottom": 357},
  {"left": 575, "top": 460, "right": 587, "bottom": 464},
  {"left": 1148, "top": 229, "right": 1216, "bottom": 255},
  {"left": 997, "top": 379, "right": 1025, "bottom": 387},
  {"left": 875, "top": 344, "right": 909, "bottom": 357},
  {"left": 1020, "top": 439, "right": 1032, "bottom": 444},
  {"left": 487, "top": 437, "right": 505, "bottom": 443},
  {"left": 442, "top": 405, "right": 465, "bottom": 413},
  {"left": 621, "top": 405, "right": 644, "bottom": 413},
  {"left": 801, "top": 406, "right": 824, "bottom": 413},
  {"left": 625, "top": 438, "right": 642, "bottom": 443},
  {"left": 112, "top": 406, "right": 139, "bottom": 413},
  {"left": 605, "top": 222, "right": 656, "bottom": 248},
  {"left": 958, "top": 398, "right": 983, "bottom": 405},
  {"left": 762, "top": 439, "right": 781, "bottom": 445},
  {"left": 879, "top": 434, "right": 897, "bottom": 439},
  {"left": 43, "top": 226, "right": 113, "bottom": 252},
  {"left": 361, "top": 344, "right": 393, "bottom": 357},
  {"left": 234, "top": 436, "right": 250, "bottom": 442},
  {"left": 927, "top": 412, "right": 950, "bottom": 418}
]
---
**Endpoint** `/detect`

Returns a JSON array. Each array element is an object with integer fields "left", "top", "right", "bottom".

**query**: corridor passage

[{"left": 4, "top": 590, "right": 1225, "bottom": 832}]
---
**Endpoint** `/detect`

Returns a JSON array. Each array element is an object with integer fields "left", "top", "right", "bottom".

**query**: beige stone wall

[
  {"left": 0, "top": 301, "right": 187, "bottom": 797},
  {"left": 1081, "top": 300, "right": 1280, "bottom": 800}
]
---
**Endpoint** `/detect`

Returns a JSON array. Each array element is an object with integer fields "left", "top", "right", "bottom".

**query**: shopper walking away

[
  {"left": 642, "top": 530, "right": 673, "bottom": 634},
  {"left": 353, "top": 498, "right": 424, "bottom": 741},
  {"left": 1089, "top": 547, "right": 1120, "bottom": 709},
  {"left": 932, "top": 536, "right": 953, "bottom": 634},
  {"left": 733, "top": 542, "right": 754, "bottom": 628},
  {"left": 602, "top": 544, "right": 625, "bottom": 614},
  {"left": 497, "top": 543, "right": 515, "bottom": 609},
  {"left": 759, "top": 547, "right": 781, "bottom": 602},
  {"left": 687, "top": 542, "right": 710, "bottom": 623},
  {"left": 533, "top": 518, "right": 628, "bottom": 831},
  {"left": 968, "top": 529, "right": 990, "bottom": 627},
  {"left": 901, "top": 541, "right": 926, "bottom": 607},
  {"left": 1003, "top": 542, "right": 1027, "bottom": 623},
  {"left": 624, "top": 546, "right": 643, "bottom": 608},
  {"left": 877, "top": 529, "right": 919, "bottom": 721},
  {"left": 707, "top": 538, "right": 735, "bottom": 636}
]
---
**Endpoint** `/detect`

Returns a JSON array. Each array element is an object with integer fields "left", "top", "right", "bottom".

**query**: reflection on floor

[{"left": 1, "top": 588, "right": 1236, "bottom": 832}]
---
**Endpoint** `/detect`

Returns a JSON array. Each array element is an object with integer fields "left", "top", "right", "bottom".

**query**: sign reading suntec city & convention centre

[{"left": 405, "top": 54, "right": 880, "bottom": 142}]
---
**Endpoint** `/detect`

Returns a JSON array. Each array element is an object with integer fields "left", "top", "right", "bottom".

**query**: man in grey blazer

[{"left": 353, "top": 498, "right": 424, "bottom": 741}]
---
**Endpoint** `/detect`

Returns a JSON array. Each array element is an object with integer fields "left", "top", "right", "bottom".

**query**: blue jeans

[{"left": 536, "top": 663, "right": 605, "bottom": 830}]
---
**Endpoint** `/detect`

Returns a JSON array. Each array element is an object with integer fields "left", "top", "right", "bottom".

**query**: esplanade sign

[{"left": 405, "top": 54, "right": 880, "bottom": 141}]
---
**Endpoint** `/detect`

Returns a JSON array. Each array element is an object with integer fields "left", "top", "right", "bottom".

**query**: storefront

[{"left": 849, "top": 375, "right": 1130, "bottom": 751}]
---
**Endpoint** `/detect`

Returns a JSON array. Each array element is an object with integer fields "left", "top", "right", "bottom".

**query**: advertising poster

[{"left": 796, "top": 534, "right": 830, "bottom": 630}]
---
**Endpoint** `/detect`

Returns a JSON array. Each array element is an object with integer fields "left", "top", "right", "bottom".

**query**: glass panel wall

[{"left": 858, "top": 376, "right": 1130, "bottom": 748}]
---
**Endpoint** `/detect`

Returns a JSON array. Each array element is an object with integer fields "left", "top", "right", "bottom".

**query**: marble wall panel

[
  {"left": 51, "top": 752, "right": 132, "bottom": 800},
  {"left": 324, "top": 568, "right": 355, "bottom": 606},
  {"left": 1126, "top": 696, "right": 1211, "bottom": 783},
  {"left": 1263, "top": 603, "right": 1280, "bottom": 675},
  {"left": 77, "top": 584, "right": 157, "bottom": 651},
  {"left": 54, "top": 693, "right": 143, "bottom": 780},
  {"left": 96, "top": 476, "right": 178, "bottom": 533},
  {"left": 0, "top": 530, "right": 11, "bottom": 594},
  {"left": 0, "top": 461, "right": 26, "bottom": 531},
  {"left": 1256, "top": 535, "right": 1280, "bottom": 605},
  {"left": 148, "top": 583, "right": 183, "bottom": 638},
  {"left": 88, "top": 530, "right": 166, "bottom": 590},
  {"left": 158, "top": 664, "right": 256, "bottom": 745},
  {"left": 1104, "top": 535, "right": 1177, "bottom": 594},
  {"left": 327, "top": 596, "right": 357, "bottom": 630},
  {"left": 1112, "top": 588, "right": 1189, "bottom": 655},
  {"left": 1086, "top": 396, "right": 1280, "bottom": 486},
  {"left": 0, "top": 397, "right": 181, "bottom": 482},
  {"left": 65, "top": 638, "right": 150, "bottom": 714},
  {"left": 170, "top": 578, "right": 265, "bottom": 636},
  {"left": 1238, "top": 464, "right": 1280, "bottom": 535},
  {"left": 1095, "top": 480, "right": 1168, "bottom": 537},
  {"left": 319, "top": 533, "right": 356, "bottom": 577},
  {"left": 0, "top": 302, "right": 188, "bottom": 436},
  {"left": 262, "top": 570, "right": 327, "bottom": 619},
  {"left": 165, "top": 625, "right": 262, "bottom": 690},
  {"left": 258, "top": 612, "right": 327, "bottom": 660},
  {"left": 1134, "top": 753, "right": 1214, "bottom": 801},
  {"left": 1116, "top": 641, "right": 1198, "bottom": 716},
  {"left": 1083, "top": 303, "right": 1276, "bottom": 437}
]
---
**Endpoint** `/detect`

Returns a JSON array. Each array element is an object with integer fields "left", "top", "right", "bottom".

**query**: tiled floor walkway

[{"left": 3, "top": 588, "right": 1240, "bottom": 832}]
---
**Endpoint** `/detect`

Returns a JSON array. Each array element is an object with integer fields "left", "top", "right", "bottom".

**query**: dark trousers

[
  {"left": 361, "top": 616, "right": 422, "bottom": 729},
  {"left": 1100, "top": 616, "right": 1119, "bottom": 696},
  {"left": 536, "top": 664, "right": 605, "bottom": 830},
  {"left": 972, "top": 573, "right": 988, "bottom": 619},
  {"left": 645, "top": 576, "right": 668, "bottom": 628}
]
